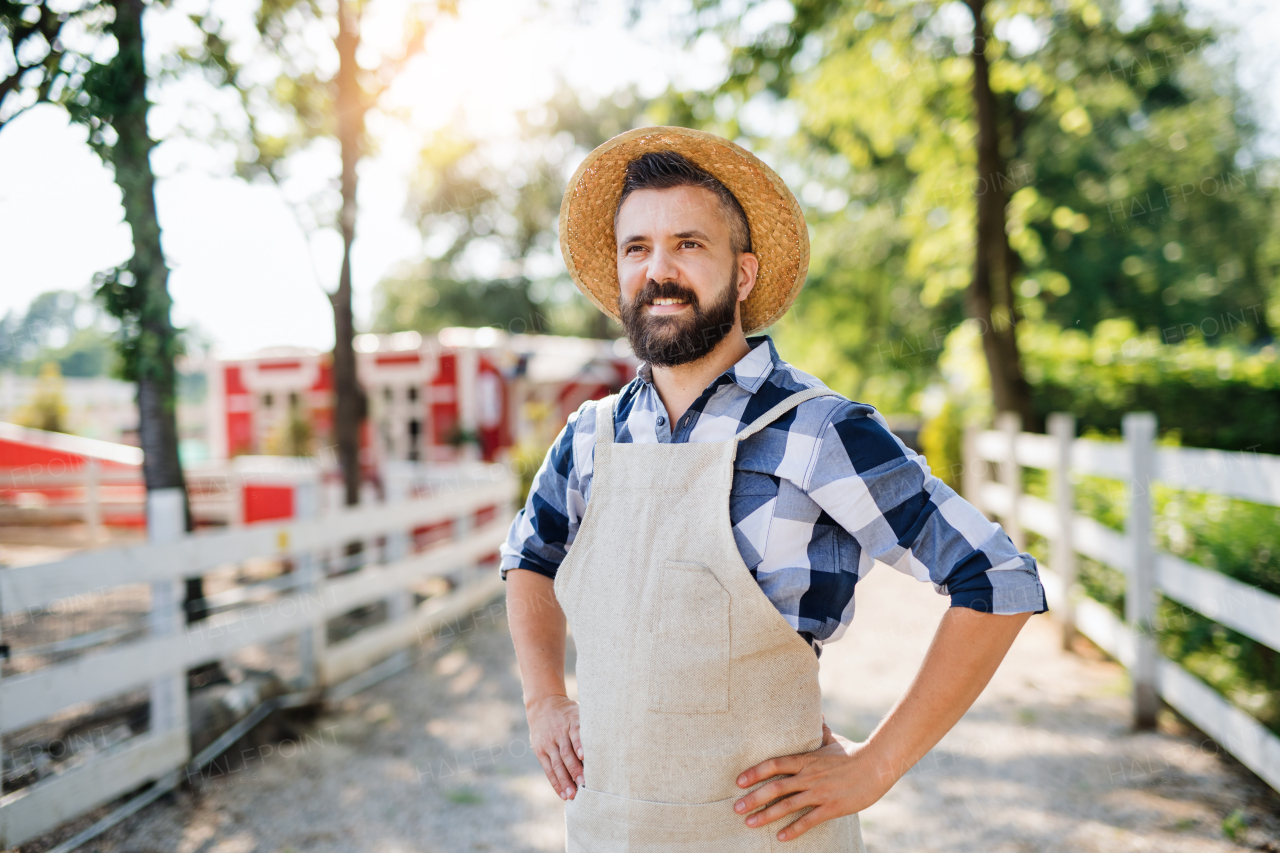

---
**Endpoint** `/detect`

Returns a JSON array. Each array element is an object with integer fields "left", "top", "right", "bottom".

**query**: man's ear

[{"left": 737, "top": 253, "right": 760, "bottom": 302}]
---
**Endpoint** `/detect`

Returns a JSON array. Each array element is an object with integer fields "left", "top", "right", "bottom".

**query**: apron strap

[
  {"left": 736, "top": 387, "right": 842, "bottom": 443},
  {"left": 596, "top": 394, "right": 618, "bottom": 446}
]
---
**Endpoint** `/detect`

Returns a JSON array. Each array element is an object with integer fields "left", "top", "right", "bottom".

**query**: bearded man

[{"left": 499, "top": 127, "right": 1047, "bottom": 852}]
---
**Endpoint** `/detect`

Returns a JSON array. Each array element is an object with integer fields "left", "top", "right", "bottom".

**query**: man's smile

[{"left": 646, "top": 297, "right": 690, "bottom": 315}]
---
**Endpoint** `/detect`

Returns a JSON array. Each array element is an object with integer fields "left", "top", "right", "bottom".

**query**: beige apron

[{"left": 554, "top": 389, "right": 865, "bottom": 852}]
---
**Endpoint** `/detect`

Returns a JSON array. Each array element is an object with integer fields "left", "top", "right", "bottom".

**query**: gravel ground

[{"left": 36, "top": 565, "right": 1280, "bottom": 853}]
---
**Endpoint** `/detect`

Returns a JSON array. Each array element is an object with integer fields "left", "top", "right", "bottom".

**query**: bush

[
  {"left": 918, "top": 397, "right": 964, "bottom": 490},
  {"left": 1029, "top": 465, "right": 1280, "bottom": 734},
  {"left": 970, "top": 327, "right": 1280, "bottom": 733},
  {"left": 1020, "top": 319, "right": 1280, "bottom": 453}
]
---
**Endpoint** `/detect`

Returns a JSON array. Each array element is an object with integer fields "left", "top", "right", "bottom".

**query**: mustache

[{"left": 630, "top": 280, "right": 700, "bottom": 309}]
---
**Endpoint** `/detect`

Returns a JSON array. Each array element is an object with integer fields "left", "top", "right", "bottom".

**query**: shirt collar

[{"left": 634, "top": 335, "right": 779, "bottom": 395}]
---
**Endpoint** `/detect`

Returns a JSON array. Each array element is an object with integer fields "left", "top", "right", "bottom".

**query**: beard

[{"left": 618, "top": 270, "right": 741, "bottom": 368}]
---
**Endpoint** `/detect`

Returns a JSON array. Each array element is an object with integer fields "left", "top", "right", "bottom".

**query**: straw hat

[{"left": 558, "top": 126, "right": 809, "bottom": 335}]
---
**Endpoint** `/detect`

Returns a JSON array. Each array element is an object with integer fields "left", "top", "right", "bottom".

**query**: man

[{"left": 500, "top": 127, "right": 1047, "bottom": 851}]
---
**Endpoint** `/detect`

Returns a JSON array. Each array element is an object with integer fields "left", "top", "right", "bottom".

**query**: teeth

[{"left": 651, "top": 298, "right": 687, "bottom": 305}]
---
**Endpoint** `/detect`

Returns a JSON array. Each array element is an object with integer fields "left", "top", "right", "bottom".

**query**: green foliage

[
  {"left": 1019, "top": 318, "right": 1280, "bottom": 453},
  {"left": 1157, "top": 489, "right": 1280, "bottom": 596},
  {"left": 186, "top": 0, "right": 452, "bottom": 190},
  {"left": 939, "top": 314, "right": 1280, "bottom": 452},
  {"left": 1023, "top": 472, "right": 1130, "bottom": 615},
  {"left": 16, "top": 362, "right": 69, "bottom": 433},
  {"left": 0, "top": 0, "right": 101, "bottom": 132},
  {"left": 3, "top": 0, "right": 188, "bottom": 390},
  {"left": 47, "top": 328, "right": 115, "bottom": 377},
  {"left": 1017, "top": 421, "right": 1280, "bottom": 733},
  {"left": 685, "top": 0, "right": 1280, "bottom": 412},
  {"left": 959, "top": 312, "right": 1280, "bottom": 731},
  {"left": 1220, "top": 809, "right": 1247, "bottom": 841},
  {"left": 373, "top": 85, "right": 648, "bottom": 340},
  {"left": 265, "top": 410, "right": 316, "bottom": 458},
  {"left": 443, "top": 786, "right": 484, "bottom": 805},
  {"left": 509, "top": 441, "right": 551, "bottom": 506},
  {"left": 92, "top": 263, "right": 185, "bottom": 384},
  {"left": 0, "top": 290, "right": 118, "bottom": 377},
  {"left": 373, "top": 275, "right": 545, "bottom": 336},
  {"left": 918, "top": 397, "right": 964, "bottom": 489},
  {"left": 1155, "top": 489, "right": 1280, "bottom": 733},
  {"left": 4, "top": 0, "right": 192, "bottom": 501}
]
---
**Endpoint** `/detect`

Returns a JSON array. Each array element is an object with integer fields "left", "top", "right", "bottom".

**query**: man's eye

[
  {"left": 681, "top": 241, "right": 700, "bottom": 249},
  {"left": 626, "top": 245, "right": 645, "bottom": 254}
]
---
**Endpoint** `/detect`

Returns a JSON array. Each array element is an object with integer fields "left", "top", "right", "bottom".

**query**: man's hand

[
  {"left": 507, "top": 570, "right": 581, "bottom": 800},
  {"left": 527, "top": 693, "right": 584, "bottom": 801},
  {"left": 735, "top": 608, "right": 1032, "bottom": 842},
  {"left": 733, "top": 720, "right": 886, "bottom": 843}
]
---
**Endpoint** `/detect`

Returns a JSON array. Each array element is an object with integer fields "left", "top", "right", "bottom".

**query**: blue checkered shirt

[{"left": 500, "top": 336, "right": 1046, "bottom": 653}]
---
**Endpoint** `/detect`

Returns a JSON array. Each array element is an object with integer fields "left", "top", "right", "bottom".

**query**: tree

[
  {"left": 965, "top": 0, "right": 1033, "bottom": 424},
  {"left": 191, "top": 0, "right": 453, "bottom": 506},
  {"left": 690, "top": 0, "right": 1278, "bottom": 420},
  {"left": 3, "top": 0, "right": 191, "bottom": 512},
  {"left": 373, "top": 85, "right": 648, "bottom": 340}
]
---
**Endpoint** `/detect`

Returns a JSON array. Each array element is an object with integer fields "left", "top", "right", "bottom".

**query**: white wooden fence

[
  {"left": 964, "top": 412, "right": 1280, "bottom": 792},
  {"left": 0, "top": 463, "right": 517, "bottom": 847},
  {"left": 0, "top": 456, "right": 330, "bottom": 530}
]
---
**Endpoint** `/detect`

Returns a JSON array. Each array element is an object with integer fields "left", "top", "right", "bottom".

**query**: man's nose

[{"left": 646, "top": 244, "right": 680, "bottom": 285}]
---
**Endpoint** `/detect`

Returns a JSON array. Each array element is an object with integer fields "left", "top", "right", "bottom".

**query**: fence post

[
  {"left": 147, "top": 489, "right": 190, "bottom": 746},
  {"left": 84, "top": 458, "right": 102, "bottom": 544},
  {"left": 997, "top": 412, "right": 1024, "bottom": 552},
  {"left": 382, "top": 469, "right": 414, "bottom": 671},
  {"left": 294, "top": 478, "right": 324, "bottom": 691},
  {"left": 1124, "top": 412, "right": 1159, "bottom": 730},
  {"left": 1048, "top": 413, "right": 1077, "bottom": 649}
]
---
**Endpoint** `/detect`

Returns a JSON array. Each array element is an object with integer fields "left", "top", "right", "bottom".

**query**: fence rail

[
  {"left": 964, "top": 412, "right": 1280, "bottom": 793},
  {"left": 0, "top": 464, "right": 517, "bottom": 847}
]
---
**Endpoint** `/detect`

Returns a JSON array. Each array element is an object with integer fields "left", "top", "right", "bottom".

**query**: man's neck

[{"left": 649, "top": 327, "right": 752, "bottom": 431}]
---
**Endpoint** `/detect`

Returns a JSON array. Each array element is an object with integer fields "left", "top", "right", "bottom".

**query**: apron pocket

[{"left": 647, "top": 559, "right": 730, "bottom": 714}]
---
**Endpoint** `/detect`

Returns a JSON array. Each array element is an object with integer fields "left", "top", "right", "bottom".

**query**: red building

[
  {"left": 207, "top": 328, "right": 635, "bottom": 468},
  {"left": 1, "top": 330, "right": 634, "bottom": 530}
]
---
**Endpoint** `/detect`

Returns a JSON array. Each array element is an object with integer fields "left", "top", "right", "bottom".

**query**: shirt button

[{"left": 656, "top": 416, "right": 665, "bottom": 426}]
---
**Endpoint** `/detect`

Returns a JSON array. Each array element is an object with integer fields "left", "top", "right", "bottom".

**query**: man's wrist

[
  {"left": 524, "top": 691, "right": 569, "bottom": 711},
  {"left": 852, "top": 736, "right": 908, "bottom": 798}
]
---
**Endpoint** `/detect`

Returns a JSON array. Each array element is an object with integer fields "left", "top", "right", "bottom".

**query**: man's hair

[{"left": 615, "top": 151, "right": 753, "bottom": 255}]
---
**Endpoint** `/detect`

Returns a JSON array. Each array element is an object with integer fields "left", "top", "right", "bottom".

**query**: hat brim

[{"left": 558, "top": 126, "right": 809, "bottom": 336}]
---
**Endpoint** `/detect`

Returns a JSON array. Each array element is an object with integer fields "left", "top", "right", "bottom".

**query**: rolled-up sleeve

[
  {"left": 499, "top": 402, "right": 587, "bottom": 581},
  {"left": 805, "top": 403, "right": 1047, "bottom": 615}
]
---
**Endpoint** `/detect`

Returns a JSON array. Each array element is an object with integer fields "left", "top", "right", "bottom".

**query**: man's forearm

[
  {"left": 859, "top": 607, "right": 1031, "bottom": 792},
  {"left": 506, "top": 568, "right": 569, "bottom": 708}
]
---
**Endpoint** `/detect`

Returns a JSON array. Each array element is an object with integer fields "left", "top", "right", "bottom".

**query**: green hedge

[
  {"left": 1021, "top": 465, "right": 1280, "bottom": 735},
  {"left": 1020, "top": 319, "right": 1280, "bottom": 453},
  {"left": 925, "top": 320, "right": 1280, "bottom": 734}
]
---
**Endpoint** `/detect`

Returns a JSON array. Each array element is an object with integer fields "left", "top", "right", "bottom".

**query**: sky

[
  {"left": 0, "top": 0, "right": 1277, "bottom": 358},
  {"left": 0, "top": 0, "right": 729, "bottom": 356}
]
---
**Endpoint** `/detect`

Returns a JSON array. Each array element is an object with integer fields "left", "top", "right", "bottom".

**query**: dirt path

[{"left": 66, "top": 567, "right": 1279, "bottom": 852}]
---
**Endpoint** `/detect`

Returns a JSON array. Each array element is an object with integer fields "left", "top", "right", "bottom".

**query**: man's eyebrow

[{"left": 618, "top": 229, "right": 713, "bottom": 245}]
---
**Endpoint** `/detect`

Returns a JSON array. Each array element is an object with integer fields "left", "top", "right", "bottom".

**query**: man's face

[{"left": 615, "top": 185, "right": 757, "bottom": 367}]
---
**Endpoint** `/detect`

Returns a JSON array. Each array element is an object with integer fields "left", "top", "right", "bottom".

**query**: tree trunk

[
  {"left": 108, "top": 0, "right": 206, "bottom": 620},
  {"left": 332, "top": 0, "right": 368, "bottom": 507},
  {"left": 966, "top": 0, "right": 1036, "bottom": 429}
]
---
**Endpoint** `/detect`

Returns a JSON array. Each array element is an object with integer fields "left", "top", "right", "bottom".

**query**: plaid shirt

[{"left": 500, "top": 336, "right": 1046, "bottom": 653}]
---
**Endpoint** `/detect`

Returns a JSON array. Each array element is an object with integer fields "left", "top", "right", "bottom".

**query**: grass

[
  {"left": 444, "top": 786, "right": 485, "bottom": 805},
  {"left": 1221, "top": 808, "right": 1248, "bottom": 841}
]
